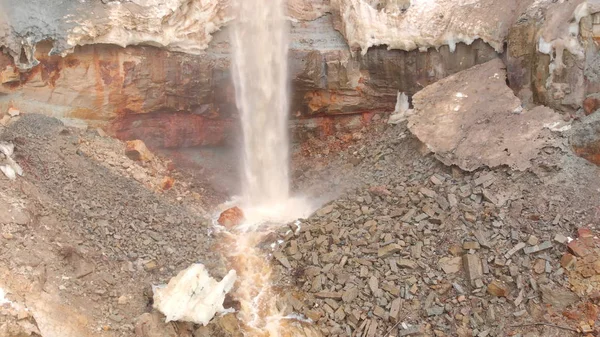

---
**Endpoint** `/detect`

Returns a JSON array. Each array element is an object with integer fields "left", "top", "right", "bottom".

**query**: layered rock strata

[{"left": 0, "top": 0, "right": 599, "bottom": 150}]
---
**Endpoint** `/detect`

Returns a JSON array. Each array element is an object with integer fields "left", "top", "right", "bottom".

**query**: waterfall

[{"left": 231, "top": 0, "right": 291, "bottom": 207}]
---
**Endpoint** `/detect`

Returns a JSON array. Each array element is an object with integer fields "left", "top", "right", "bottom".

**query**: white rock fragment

[
  {"left": 0, "top": 165, "right": 16, "bottom": 180},
  {"left": 388, "top": 92, "right": 414, "bottom": 124},
  {"left": 153, "top": 264, "right": 237, "bottom": 325},
  {"left": 0, "top": 287, "right": 12, "bottom": 306},
  {"left": 543, "top": 121, "right": 572, "bottom": 132},
  {"left": 0, "top": 141, "right": 23, "bottom": 180},
  {"left": 0, "top": 142, "right": 14, "bottom": 157},
  {"left": 7, "top": 107, "right": 20, "bottom": 117}
]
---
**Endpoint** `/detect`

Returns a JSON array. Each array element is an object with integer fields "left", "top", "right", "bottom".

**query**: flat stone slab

[{"left": 408, "top": 58, "right": 567, "bottom": 171}]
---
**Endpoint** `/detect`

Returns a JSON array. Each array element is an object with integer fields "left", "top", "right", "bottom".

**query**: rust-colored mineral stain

[
  {"left": 65, "top": 58, "right": 81, "bottom": 68},
  {"left": 573, "top": 143, "right": 600, "bottom": 166},
  {"left": 110, "top": 112, "right": 235, "bottom": 149},
  {"left": 161, "top": 176, "right": 175, "bottom": 190},
  {"left": 40, "top": 59, "right": 62, "bottom": 87},
  {"left": 583, "top": 97, "right": 600, "bottom": 116},
  {"left": 318, "top": 116, "right": 335, "bottom": 137},
  {"left": 68, "top": 108, "right": 104, "bottom": 121}
]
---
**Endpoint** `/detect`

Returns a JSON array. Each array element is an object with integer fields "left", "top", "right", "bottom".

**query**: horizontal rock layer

[
  {"left": 0, "top": 15, "right": 498, "bottom": 148},
  {"left": 0, "top": 0, "right": 599, "bottom": 152}
]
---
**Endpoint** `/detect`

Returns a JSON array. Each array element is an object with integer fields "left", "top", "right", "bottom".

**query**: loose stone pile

[{"left": 270, "top": 122, "right": 600, "bottom": 337}]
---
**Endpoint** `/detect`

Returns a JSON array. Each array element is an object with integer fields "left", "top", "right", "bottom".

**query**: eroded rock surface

[
  {"left": 408, "top": 58, "right": 567, "bottom": 171},
  {"left": 0, "top": 0, "right": 232, "bottom": 69},
  {"left": 0, "top": 18, "right": 499, "bottom": 148},
  {"left": 330, "top": 0, "right": 535, "bottom": 54},
  {"left": 0, "top": 0, "right": 599, "bottom": 152}
]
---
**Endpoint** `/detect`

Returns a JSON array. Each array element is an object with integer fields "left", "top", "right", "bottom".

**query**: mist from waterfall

[
  {"left": 231, "top": 0, "right": 290, "bottom": 208},
  {"left": 224, "top": 1, "right": 323, "bottom": 335}
]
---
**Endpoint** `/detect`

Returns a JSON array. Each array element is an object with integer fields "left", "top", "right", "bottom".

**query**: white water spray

[
  {"left": 232, "top": 0, "right": 290, "bottom": 206},
  {"left": 230, "top": 0, "right": 313, "bottom": 225},
  {"left": 224, "top": 0, "right": 322, "bottom": 336}
]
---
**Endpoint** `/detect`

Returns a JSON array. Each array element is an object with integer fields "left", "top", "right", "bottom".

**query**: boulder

[
  {"left": 408, "top": 59, "right": 567, "bottom": 171},
  {"left": 125, "top": 140, "right": 154, "bottom": 162},
  {"left": 218, "top": 207, "right": 245, "bottom": 229}
]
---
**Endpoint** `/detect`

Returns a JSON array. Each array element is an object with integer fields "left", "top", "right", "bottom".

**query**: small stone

[
  {"left": 369, "top": 186, "right": 392, "bottom": 196},
  {"left": 452, "top": 283, "right": 465, "bottom": 294},
  {"left": 523, "top": 241, "right": 552, "bottom": 254},
  {"left": 397, "top": 259, "right": 417, "bottom": 269},
  {"left": 463, "top": 241, "right": 480, "bottom": 250},
  {"left": 448, "top": 194, "right": 458, "bottom": 207},
  {"left": 504, "top": 242, "right": 526, "bottom": 259},
  {"left": 342, "top": 287, "right": 359, "bottom": 303},
  {"left": 217, "top": 207, "right": 245, "bottom": 229},
  {"left": 314, "top": 292, "right": 343, "bottom": 300},
  {"left": 411, "top": 241, "right": 423, "bottom": 259},
  {"left": 161, "top": 176, "right": 175, "bottom": 190},
  {"left": 273, "top": 252, "right": 291, "bottom": 269},
  {"left": 2, "top": 232, "right": 14, "bottom": 240},
  {"left": 581, "top": 324, "right": 594, "bottom": 333},
  {"left": 527, "top": 235, "right": 539, "bottom": 246},
  {"left": 554, "top": 234, "right": 568, "bottom": 244},
  {"left": 568, "top": 239, "right": 591, "bottom": 257},
  {"left": 16, "top": 309, "right": 29, "bottom": 320},
  {"left": 109, "top": 314, "right": 124, "bottom": 323},
  {"left": 449, "top": 244, "right": 464, "bottom": 256},
  {"left": 96, "top": 128, "right": 108, "bottom": 137},
  {"left": 513, "top": 310, "right": 527, "bottom": 317},
  {"left": 533, "top": 259, "right": 546, "bottom": 274},
  {"left": 474, "top": 279, "right": 484, "bottom": 288},
  {"left": 399, "top": 326, "right": 421, "bottom": 336},
  {"left": 304, "top": 310, "right": 322, "bottom": 322},
  {"left": 473, "top": 230, "right": 491, "bottom": 248},
  {"left": 317, "top": 205, "right": 334, "bottom": 216},
  {"left": 0, "top": 115, "right": 10, "bottom": 126},
  {"left": 430, "top": 175, "right": 444, "bottom": 185},
  {"left": 373, "top": 306, "right": 386, "bottom": 319},
  {"left": 426, "top": 306, "right": 444, "bottom": 316},
  {"left": 463, "top": 254, "right": 483, "bottom": 282},
  {"left": 578, "top": 227, "right": 594, "bottom": 239},
  {"left": 379, "top": 243, "right": 402, "bottom": 258},
  {"left": 487, "top": 280, "right": 509, "bottom": 297},
  {"left": 560, "top": 253, "right": 577, "bottom": 270},
  {"left": 389, "top": 298, "right": 402, "bottom": 322},
  {"left": 118, "top": 295, "right": 129, "bottom": 305},
  {"left": 540, "top": 285, "right": 579, "bottom": 309},
  {"left": 439, "top": 256, "right": 462, "bottom": 274},
  {"left": 368, "top": 276, "right": 379, "bottom": 294},
  {"left": 474, "top": 173, "right": 495, "bottom": 186},
  {"left": 419, "top": 187, "right": 437, "bottom": 198},
  {"left": 125, "top": 140, "right": 154, "bottom": 162},
  {"left": 7, "top": 107, "right": 20, "bottom": 117},
  {"left": 465, "top": 212, "right": 476, "bottom": 222},
  {"left": 143, "top": 260, "right": 158, "bottom": 272}
]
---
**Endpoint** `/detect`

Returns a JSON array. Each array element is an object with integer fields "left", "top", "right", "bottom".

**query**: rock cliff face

[{"left": 0, "top": 0, "right": 599, "bottom": 149}]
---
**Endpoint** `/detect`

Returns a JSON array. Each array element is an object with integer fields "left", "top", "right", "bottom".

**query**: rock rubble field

[
  {"left": 269, "top": 120, "right": 600, "bottom": 337},
  {"left": 0, "top": 104, "right": 600, "bottom": 337}
]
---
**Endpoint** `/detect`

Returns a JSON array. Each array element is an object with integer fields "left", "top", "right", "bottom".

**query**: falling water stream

[{"left": 219, "top": 0, "right": 320, "bottom": 336}]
